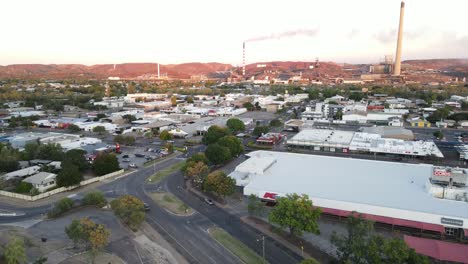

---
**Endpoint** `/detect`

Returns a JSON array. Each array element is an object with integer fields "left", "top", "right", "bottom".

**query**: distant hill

[
  {"left": 1, "top": 59, "right": 466, "bottom": 80},
  {"left": 0, "top": 62, "right": 233, "bottom": 80},
  {"left": 403, "top": 59, "right": 468, "bottom": 76}
]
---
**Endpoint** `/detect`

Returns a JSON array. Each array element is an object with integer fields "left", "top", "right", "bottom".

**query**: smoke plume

[{"left": 245, "top": 28, "right": 319, "bottom": 42}]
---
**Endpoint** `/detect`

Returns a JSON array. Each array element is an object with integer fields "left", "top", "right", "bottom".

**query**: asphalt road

[
  {"left": 167, "top": 170, "right": 303, "bottom": 264},
  {"left": 0, "top": 145, "right": 301, "bottom": 264}
]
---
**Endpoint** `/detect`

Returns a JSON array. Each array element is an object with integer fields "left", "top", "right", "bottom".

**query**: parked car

[
  {"left": 129, "top": 163, "right": 138, "bottom": 168},
  {"left": 135, "top": 153, "right": 145, "bottom": 158},
  {"left": 122, "top": 154, "right": 129, "bottom": 158},
  {"left": 204, "top": 198, "right": 214, "bottom": 206},
  {"left": 122, "top": 158, "right": 130, "bottom": 162}
]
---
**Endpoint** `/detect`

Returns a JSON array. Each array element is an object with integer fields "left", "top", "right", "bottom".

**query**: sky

[{"left": 1, "top": 0, "right": 467, "bottom": 65}]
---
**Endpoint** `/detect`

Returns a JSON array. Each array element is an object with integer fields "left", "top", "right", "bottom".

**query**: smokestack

[
  {"left": 157, "top": 63, "right": 160, "bottom": 79},
  {"left": 242, "top": 42, "right": 246, "bottom": 76},
  {"left": 394, "top": 1, "right": 405, "bottom": 75}
]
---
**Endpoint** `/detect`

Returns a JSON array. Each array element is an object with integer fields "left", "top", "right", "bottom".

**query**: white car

[{"left": 129, "top": 163, "right": 138, "bottom": 168}]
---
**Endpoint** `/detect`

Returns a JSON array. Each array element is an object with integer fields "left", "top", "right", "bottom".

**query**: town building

[
  {"left": 229, "top": 151, "right": 468, "bottom": 238},
  {"left": 22, "top": 172, "right": 57, "bottom": 192}
]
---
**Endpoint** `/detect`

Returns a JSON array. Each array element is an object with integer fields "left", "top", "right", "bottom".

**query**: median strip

[
  {"left": 148, "top": 192, "right": 193, "bottom": 216},
  {"left": 146, "top": 161, "right": 185, "bottom": 184},
  {"left": 208, "top": 227, "right": 266, "bottom": 264}
]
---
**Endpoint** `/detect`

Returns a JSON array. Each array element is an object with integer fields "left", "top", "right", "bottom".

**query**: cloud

[
  {"left": 374, "top": 29, "right": 397, "bottom": 43},
  {"left": 245, "top": 28, "right": 319, "bottom": 42},
  {"left": 347, "top": 29, "right": 360, "bottom": 39}
]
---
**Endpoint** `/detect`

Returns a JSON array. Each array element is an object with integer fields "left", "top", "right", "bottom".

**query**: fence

[{"left": 0, "top": 169, "right": 125, "bottom": 202}]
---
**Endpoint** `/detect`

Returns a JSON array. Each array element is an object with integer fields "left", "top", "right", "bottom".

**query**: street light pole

[{"left": 257, "top": 236, "right": 265, "bottom": 264}]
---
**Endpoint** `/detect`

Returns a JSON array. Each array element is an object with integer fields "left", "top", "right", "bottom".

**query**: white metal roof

[
  {"left": 287, "top": 129, "right": 354, "bottom": 148},
  {"left": 23, "top": 172, "right": 56, "bottom": 185},
  {"left": 231, "top": 151, "right": 468, "bottom": 229}
]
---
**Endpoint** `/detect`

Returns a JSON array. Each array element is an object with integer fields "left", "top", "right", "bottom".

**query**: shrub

[
  {"left": 15, "top": 182, "right": 33, "bottom": 194},
  {"left": 48, "top": 197, "right": 74, "bottom": 218},
  {"left": 82, "top": 191, "right": 107, "bottom": 207}
]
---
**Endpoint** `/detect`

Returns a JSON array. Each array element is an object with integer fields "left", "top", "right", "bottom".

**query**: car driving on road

[{"left": 204, "top": 198, "right": 214, "bottom": 206}]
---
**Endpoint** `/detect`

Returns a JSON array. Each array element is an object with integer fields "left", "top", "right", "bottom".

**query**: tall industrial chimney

[
  {"left": 242, "top": 42, "right": 246, "bottom": 76},
  {"left": 394, "top": 1, "right": 405, "bottom": 75},
  {"left": 157, "top": 63, "right": 160, "bottom": 79}
]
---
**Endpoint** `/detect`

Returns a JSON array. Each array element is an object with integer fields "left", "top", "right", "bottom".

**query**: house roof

[{"left": 23, "top": 172, "right": 57, "bottom": 185}]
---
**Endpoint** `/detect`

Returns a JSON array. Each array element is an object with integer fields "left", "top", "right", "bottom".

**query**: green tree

[
  {"left": 36, "top": 143, "right": 64, "bottom": 161},
  {"left": 122, "top": 114, "right": 137, "bottom": 123},
  {"left": 92, "top": 126, "right": 106, "bottom": 135},
  {"left": 82, "top": 191, "right": 107, "bottom": 207},
  {"left": 186, "top": 96, "right": 194, "bottom": 103},
  {"left": 65, "top": 219, "right": 85, "bottom": 248},
  {"left": 331, "top": 213, "right": 430, "bottom": 264},
  {"left": 433, "top": 131, "right": 444, "bottom": 140},
  {"left": 63, "top": 149, "right": 88, "bottom": 171},
  {"left": 202, "top": 125, "right": 230, "bottom": 145},
  {"left": 349, "top": 92, "right": 364, "bottom": 101},
  {"left": 308, "top": 89, "right": 320, "bottom": 100},
  {"left": 269, "top": 193, "right": 321, "bottom": 236},
  {"left": 185, "top": 161, "right": 209, "bottom": 187},
  {"left": 0, "top": 144, "right": 19, "bottom": 173},
  {"left": 56, "top": 163, "right": 83, "bottom": 187},
  {"left": 22, "top": 142, "right": 39, "bottom": 160},
  {"left": 269, "top": 119, "right": 283, "bottom": 127},
  {"left": 80, "top": 217, "right": 110, "bottom": 260},
  {"left": 252, "top": 126, "right": 269, "bottom": 137},
  {"left": 4, "top": 236, "right": 27, "bottom": 264},
  {"left": 203, "top": 170, "right": 235, "bottom": 198},
  {"left": 67, "top": 124, "right": 81, "bottom": 133},
  {"left": 159, "top": 130, "right": 173, "bottom": 141},
  {"left": 255, "top": 102, "right": 261, "bottom": 110},
  {"left": 92, "top": 153, "right": 120, "bottom": 176},
  {"left": 218, "top": 135, "right": 243, "bottom": 157},
  {"left": 243, "top": 102, "right": 254, "bottom": 111},
  {"left": 205, "top": 143, "right": 231, "bottom": 165},
  {"left": 65, "top": 217, "right": 111, "bottom": 258},
  {"left": 181, "top": 152, "right": 209, "bottom": 174},
  {"left": 110, "top": 195, "right": 145, "bottom": 230},
  {"left": 226, "top": 118, "right": 245, "bottom": 132}
]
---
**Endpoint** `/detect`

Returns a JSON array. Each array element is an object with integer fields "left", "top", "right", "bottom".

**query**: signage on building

[
  {"left": 263, "top": 192, "right": 278, "bottom": 200},
  {"left": 434, "top": 170, "right": 451, "bottom": 177},
  {"left": 441, "top": 217, "right": 463, "bottom": 227}
]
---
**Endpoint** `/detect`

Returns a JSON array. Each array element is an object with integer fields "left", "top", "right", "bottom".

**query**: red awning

[
  {"left": 320, "top": 207, "right": 444, "bottom": 233},
  {"left": 404, "top": 235, "right": 468, "bottom": 263}
]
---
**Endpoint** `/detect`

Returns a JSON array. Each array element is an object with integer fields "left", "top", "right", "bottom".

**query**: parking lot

[{"left": 117, "top": 143, "right": 170, "bottom": 169}]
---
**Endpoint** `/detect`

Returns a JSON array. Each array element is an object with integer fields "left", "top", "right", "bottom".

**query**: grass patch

[
  {"left": 208, "top": 227, "right": 265, "bottom": 264},
  {"left": 247, "top": 141, "right": 273, "bottom": 150},
  {"left": 174, "top": 146, "right": 187, "bottom": 152},
  {"left": 146, "top": 161, "right": 184, "bottom": 183},
  {"left": 149, "top": 192, "right": 193, "bottom": 216},
  {"left": 144, "top": 152, "right": 179, "bottom": 167}
]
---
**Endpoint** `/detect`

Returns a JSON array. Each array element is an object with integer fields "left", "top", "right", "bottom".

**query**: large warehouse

[
  {"left": 287, "top": 129, "right": 443, "bottom": 158},
  {"left": 229, "top": 151, "right": 468, "bottom": 238}
]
